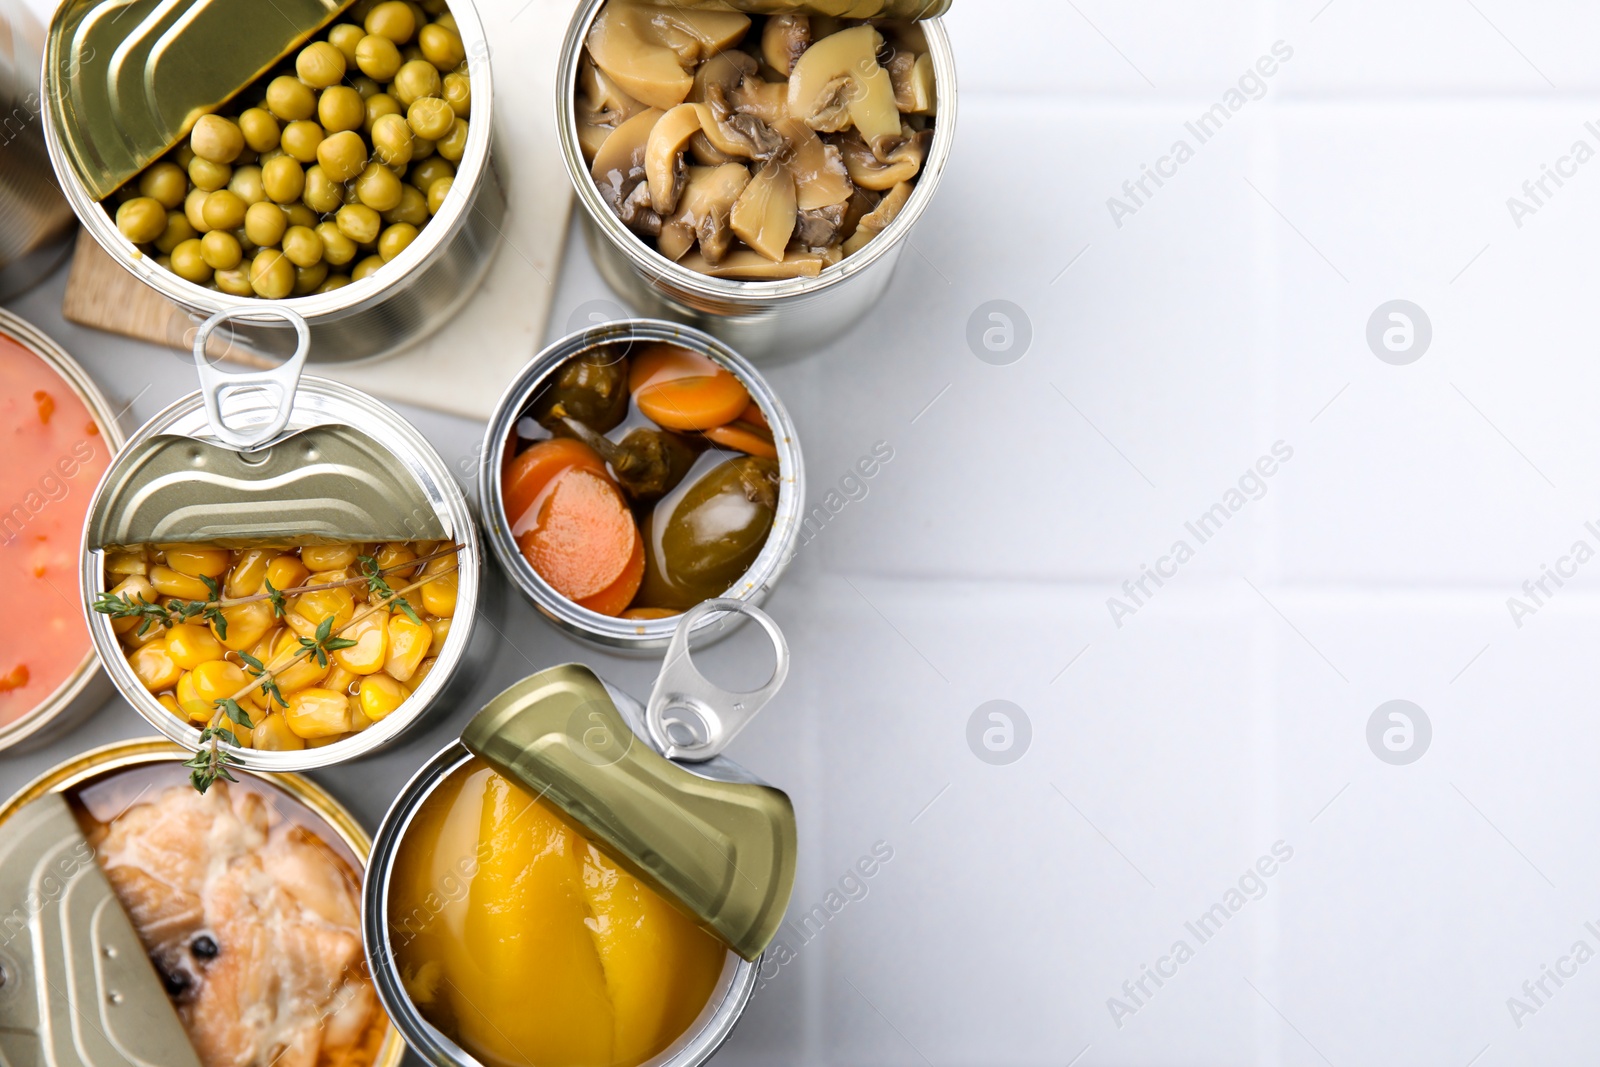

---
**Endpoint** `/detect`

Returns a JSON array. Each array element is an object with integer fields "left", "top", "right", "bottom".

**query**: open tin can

[
  {"left": 365, "top": 601, "right": 795, "bottom": 1067},
  {"left": 0, "top": 309, "right": 125, "bottom": 754},
  {"left": 0, "top": 737, "right": 406, "bottom": 1067},
  {"left": 41, "top": 0, "right": 503, "bottom": 364},
  {"left": 481, "top": 318, "right": 803, "bottom": 652},
  {"left": 557, "top": 0, "right": 958, "bottom": 359},
  {"left": 80, "top": 306, "right": 484, "bottom": 773}
]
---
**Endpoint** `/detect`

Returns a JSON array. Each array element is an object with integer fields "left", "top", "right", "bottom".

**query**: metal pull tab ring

[
  {"left": 647, "top": 599, "right": 789, "bottom": 762},
  {"left": 192, "top": 305, "right": 310, "bottom": 451}
]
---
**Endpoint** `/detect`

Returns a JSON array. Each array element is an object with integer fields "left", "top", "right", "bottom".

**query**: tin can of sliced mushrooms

[
  {"left": 41, "top": 0, "right": 503, "bottom": 364},
  {"left": 0, "top": 737, "right": 407, "bottom": 1067},
  {"left": 558, "top": 0, "right": 958, "bottom": 359},
  {"left": 479, "top": 318, "right": 803, "bottom": 652},
  {"left": 80, "top": 308, "right": 487, "bottom": 773}
]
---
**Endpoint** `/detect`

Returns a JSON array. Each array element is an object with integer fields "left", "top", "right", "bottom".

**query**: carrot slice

[
  {"left": 738, "top": 401, "right": 769, "bottom": 431},
  {"left": 517, "top": 468, "right": 638, "bottom": 600},
  {"left": 502, "top": 437, "right": 609, "bottom": 535},
  {"left": 704, "top": 421, "right": 778, "bottom": 460},
  {"left": 628, "top": 343, "right": 750, "bottom": 431},
  {"left": 577, "top": 525, "right": 645, "bottom": 616}
]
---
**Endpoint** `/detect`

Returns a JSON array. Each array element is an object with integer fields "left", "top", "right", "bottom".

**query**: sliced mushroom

[
  {"left": 635, "top": 5, "right": 750, "bottom": 66},
  {"left": 794, "top": 203, "right": 845, "bottom": 249},
  {"left": 840, "top": 184, "right": 880, "bottom": 242},
  {"left": 693, "top": 85, "right": 783, "bottom": 161},
  {"left": 659, "top": 162, "right": 751, "bottom": 263},
  {"left": 587, "top": 4, "right": 695, "bottom": 111},
  {"left": 591, "top": 107, "right": 665, "bottom": 213},
  {"left": 644, "top": 103, "right": 702, "bottom": 213},
  {"left": 786, "top": 25, "right": 900, "bottom": 143},
  {"left": 730, "top": 162, "right": 796, "bottom": 261},
  {"left": 690, "top": 49, "right": 758, "bottom": 104},
  {"left": 678, "top": 249, "right": 825, "bottom": 279},
  {"left": 841, "top": 178, "right": 910, "bottom": 255},
  {"left": 577, "top": 57, "right": 648, "bottom": 163},
  {"left": 773, "top": 118, "right": 851, "bottom": 209},
  {"left": 618, "top": 180, "right": 664, "bottom": 236},
  {"left": 689, "top": 130, "right": 740, "bottom": 165},
  {"left": 887, "top": 51, "right": 936, "bottom": 115},
  {"left": 729, "top": 76, "right": 788, "bottom": 126},
  {"left": 761, "top": 15, "right": 810, "bottom": 77},
  {"left": 838, "top": 127, "right": 928, "bottom": 191}
]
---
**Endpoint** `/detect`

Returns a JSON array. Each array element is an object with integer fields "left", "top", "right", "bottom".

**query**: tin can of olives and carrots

[
  {"left": 0, "top": 737, "right": 407, "bottom": 1067},
  {"left": 0, "top": 309, "right": 126, "bottom": 755},
  {"left": 79, "top": 307, "right": 488, "bottom": 775},
  {"left": 41, "top": 0, "right": 503, "bottom": 364},
  {"left": 480, "top": 318, "right": 803, "bottom": 652},
  {"left": 364, "top": 603, "right": 796, "bottom": 1067},
  {"left": 557, "top": 0, "right": 958, "bottom": 359}
]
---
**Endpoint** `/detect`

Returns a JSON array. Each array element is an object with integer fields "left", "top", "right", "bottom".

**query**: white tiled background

[{"left": 7, "top": 1, "right": 1600, "bottom": 1064}]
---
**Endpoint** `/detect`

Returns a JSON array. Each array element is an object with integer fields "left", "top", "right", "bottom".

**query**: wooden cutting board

[{"left": 62, "top": 0, "right": 577, "bottom": 421}]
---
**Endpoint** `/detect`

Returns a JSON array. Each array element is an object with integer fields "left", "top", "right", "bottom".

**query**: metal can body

[
  {"left": 479, "top": 319, "right": 804, "bottom": 652},
  {"left": 0, "top": 309, "right": 124, "bottom": 754},
  {"left": 80, "top": 377, "right": 485, "bottom": 771},
  {"left": 0, "top": 2, "right": 75, "bottom": 300},
  {"left": 40, "top": 0, "right": 502, "bottom": 365},
  {"left": 364, "top": 740, "right": 759, "bottom": 1067},
  {"left": 557, "top": 0, "right": 958, "bottom": 359}
]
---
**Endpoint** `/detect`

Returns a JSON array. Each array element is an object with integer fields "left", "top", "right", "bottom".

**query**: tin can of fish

[
  {"left": 0, "top": 309, "right": 125, "bottom": 754},
  {"left": 479, "top": 318, "right": 803, "bottom": 652},
  {"left": 0, "top": 1, "right": 76, "bottom": 301},
  {"left": 0, "top": 737, "right": 406, "bottom": 1067},
  {"left": 41, "top": 0, "right": 503, "bottom": 364},
  {"left": 365, "top": 607, "right": 795, "bottom": 1067},
  {"left": 80, "top": 307, "right": 487, "bottom": 774},
  {"left": 557, "top": 0, "right": 958, "bottom": 359}
]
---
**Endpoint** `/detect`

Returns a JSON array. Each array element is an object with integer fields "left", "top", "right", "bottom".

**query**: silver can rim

[
  {"left": 362, "top": 739, "right": 759, "bottom": 1067},
  {"left": 556, "top": 0, "right": 958, "bottom": 303},
  {"left": 478, "top": 318, "right": 804, "bottom": 651},
  {"left": 0, "top": 308, "right": 126, "bottom": 753},
  {"left": 79, "top": 375, "right": 482, "bottom": 772},
  {"left": 40, "top": 0, "right": 496, "bottom": 340}
]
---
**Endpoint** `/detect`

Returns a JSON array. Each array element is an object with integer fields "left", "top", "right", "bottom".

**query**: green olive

[
  {"left": 328, "top": 23, "right": 365, "bottom": 65},
  {"left": 200, "top": 229, "right": 243, "bottom": 270},
  {"left": 244, "top": 201, "right": 288, "bottom": 247},
  {"left": 355, "top": 34, "right": 402, "bottom": 80},
  {"left": 190, "top": 115, "right": 244, "bottom": 164},
  {"left": 249, "top": 248, "right": 296, "bottom": 298},
  {"left": 282, "top": 225, "right": 325, "bottom": 268},
  {"left": 364, "top": 92, "right": 401, "bottom": 132},
  {"left": 265, "top": 76, "right": 317, "bottom": 122},
  {"left": 436, "top": 118, "right": 468, "bottom": 162},
  {"left": 187, "top": 156, "right": 231, "bottom": 192},
  {"left": 442, "top": 72, "right": 471, "bottom": 118},
  {"left": 352, "top": 254, "right": 385, "bottom": 281},
  {"left": 154, "top": 212, "right": 197, "bottom": 254},
  {"left": 635, "top": 456, "right": 779, "bottom": 610},
  {"left": 285, "top": 203, "right": 318, "bottom": 229},
  {"left": 138, "top": 162, "right": 189, "bottom": 209},
  {"left": 238, "top": 108, "right": 281, "bottom": 153},
  {"left": 184, "top": 188, "right": 211, "bottom": 233},
  {"left": 227, "top": 164, "right": 266, "bottom": 206},
  {"left": 392, "top": 60, "right": 441, "bottom": 107},
  {"left": 215, "top": 267, "right": 255, "bottom": 296},
  {"left": 317, "top": 130, "right": 368, "bottom": 183},
  {"left": 235, "top": 227, "right": 259, "bottom": 255},
  {"left": 174, "top": 143, "right": 196, "bottom": 170},
  {"left": 435, "top": 12, "right": 458, "bottom": 32},
  {"left": 318, "top": 86, "right": 366, "bottom": 134},
  {"left": 351, "top": 75, "right": 382, "bottom": 99},
  {"left": 115, "top": 197, "right": 168, "bottom": 244},
  {"left": 261, "top": 155, "right": 306, "bottom": 204},
  {"left": 401, "top": 43, "right": 425, "bottom": 65},
  {"left": 302, "top": 165, "right": 345, "bottom": 214},
  {"left": 406, "top": 97, "right": 454, "bottom": 141},
  {"left": 370, "top": 112, "right": 413, "bottom": 165},
  {"left": 532, "top": 350, "right": 631, "bottom": 434},
  {"left": 316, "top": 221, "right": 358, "bottom": 265},
  {"left": 280, "top": 120, "right": 325, "bottom": 164},
  {"left": 336, "top": 203, "right": 382, "bottom": 244},
  {"left": 170, "top": 238, "right": 211, "bottom": 283},
  {"left": 201, "top": 189, "right": 247, "bottom": 231},
  {"left": 411, "top": 135, "right": 437, "bottom": 162},
  {"left": 419, "top": 24, "right": 464, "bottom": 69},
  {"left": 293, "top": 260, "right": 330, "bottom": 294},
  {"left": 409, "top": 156, "right": 453, "bottom": 193},
  {"left": 365, "top": 1, "right": 416, "bottom": 43},
  {"left": 377, "top": 221, "right": 418, "bottom": 261},
  {"left": 426, "top": 175, "right": 452, "bottom": 214},
  {"left": 353, "top": 162, "right": 403, "bottom": 211},
  {"left": 382, "top": 183, "right": 429, "bottom": 226},
  {"left": 318, "top": 273, "right": 353, "bottom": 293},
  {"left": 296, "top": 41, "right": 347, "bottom": 88}
]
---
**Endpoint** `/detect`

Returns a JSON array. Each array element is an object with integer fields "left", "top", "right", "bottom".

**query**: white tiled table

[{"left": 7, "top": 1, "right": 1600, "bottom": 1064}]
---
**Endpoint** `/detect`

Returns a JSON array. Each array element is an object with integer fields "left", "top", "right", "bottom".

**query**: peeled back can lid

[{"left": 632, "top": 0, "right": 950, "bottom": 17}]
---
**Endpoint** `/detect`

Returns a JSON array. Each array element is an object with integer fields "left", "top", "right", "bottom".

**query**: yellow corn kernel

[
  {"left": 266, "top": 554, "right": 310, "bottom": 593},
  {"left": 128, "top": 641, "right": 182, "bottom": 692},
  {"left": 324, "top": 664, "right": 359, "bottom": 695},
  {"left": 301, "top": 543, "right": 358, "bottom": 571},
  {"left": 252, "top": 712, "right": 307, "bottom": 751},
  {"left": 226, "top": 548, "right": 274, "bottom": 597},
  {"left": 358, "top": 674, "right": 407, "bottom": 721},
  {"left": 107, "top": 576, "right": 160, "bottom": 635},
  {"left": 407, "top": 655, "right": 437, "bottom": 694},
  {"left": 420, "top": 554, "right": 457, "bottom": 617},
  {"left": 285, "top": 688, "right": 351, "bottom": 738},
  {"left": 291, "top": 583, "right": 355, "bottom": 630},
  {"left": 214, "top": 599, "right": 277, "bottom": 652},
  {"left": 190, "top": 658, "right": 251, "bottom": 705},
  {"left": 270, "top": 629, "right": 330, "bottom": 694},
  {"left": 175, "top": 670, "right": 210, "bottom": 721},
  {"left": 333, "top": 610, "right": 388, "bottom": 674},
  {"left": 345, "top": 695, "right": 373, "bottom": 733},
  {"left": 384, "top": 613, "right": 430, "bottom": 681},
  {"left": 122, "top": 619, "right": 167, "bottom": 649},
  {"left": 159, "top": 544, "right": 232, "bottom": 578},
  {"left": 426, "top": 616, "right": 451, "bottom": 656},
  {"left": 166, "top": 622, "right": 226, "bottom": 669},
  {"left": 105, "top": 547, "right": 149, "bottom": 577},
  {"left": 376, "top": 541, "right": 416, "bottom": 574},
  {"left": 157, "top": 693, "right": 183, "bottom": 719},
  {"left": 230, "top": 725, "right": 253, "bottom": 748}
]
